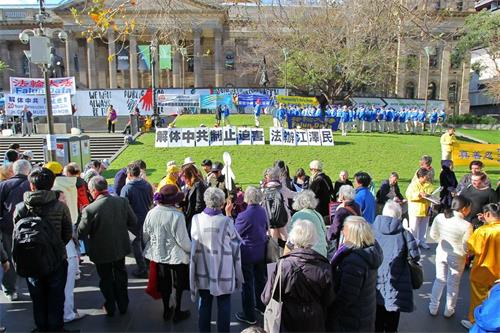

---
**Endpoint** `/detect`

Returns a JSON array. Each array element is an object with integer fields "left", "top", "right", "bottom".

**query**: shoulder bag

[
  {"left": 264, "top": 260, "right": 283, "bottom": 333},
  {"left": 403, "top": 230, "right": 423, "bottom": 289}
]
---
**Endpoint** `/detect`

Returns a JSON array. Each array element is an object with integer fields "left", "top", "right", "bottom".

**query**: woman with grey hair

[
  {"left": 327, "top": 216, "right": 383, "bottom": 332},
  {"left": 261, "top": 166, "right": 297, "bottom": 242},
  {"left": 262, "top": 220, "right": 334, "bottom": 332},
  {"left": 372, "top": 200, "right": 420, "bottom": 332},
  {"left": 190, "top": 187, "right": 244, "bottom": 332},
  {"left": 233, "top": 186, "right": 268, "bottom": 325},
  {"left": 287, "top": 190, "right": 327, "bottom": 257},
  {"left": 328, "top": 185, "right": 361, "bottom": 248}
]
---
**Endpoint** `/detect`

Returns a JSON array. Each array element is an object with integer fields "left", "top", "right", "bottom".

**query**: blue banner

[
  {"left": 237, "top": 94, "right": 271, "bottom": 107},
  {"left": 200, "top": 94, "right": 234, "bottom": 109},
  {"left": 287, "top": 115, "right": 341, "bottom": 131}
]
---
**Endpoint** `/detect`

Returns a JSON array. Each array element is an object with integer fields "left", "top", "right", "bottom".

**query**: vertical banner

[
  {"left": 270, "top": 127, "right": 283, "bottom": 145},
  {"left": 138, "top": 45, "right": 151, "bottom": 71},
  {"left": 195, "top": 128, "right": 210, "bottom": 147},
  {"left": 210, "top": 128, "right": 224, "bottom": 146},
  {"left": 237, "top": 128, "right": 252, "bottom": 145},
  {"left": 295, "top": 129, "right": 309, "bottom": 146},
  {"left": 320, "top": 129, "right": 335, "bottom": 146},
  {"left": 251, "top": 128, "right": 265, "bottom": 145},
  {"left": 159, "top": 45, "right": 172, "bottom": 70},
  {"left": 223, "top": 127, "right": 238, "bottom": 146},
  {"left": 308, "top": 129, "right": 322, "bottom": 146},
  {"left": 181, "top": 128, "right": 196, "bottom": 147},
  {"left": 156, "top": 128, "right": 169, "bottom": 148},
  {"left": 283, "top": 129, "right": 296, "bottom": 146},
  {"left": 168, "top": 128, "right": 183, "bottom": 148}
]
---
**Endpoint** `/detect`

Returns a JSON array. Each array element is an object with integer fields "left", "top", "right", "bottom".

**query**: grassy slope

[
  {"left": 105, "top": 115, "right": 499, "bottom": 191},
  {"left": 456, "top": 129, "right": 500, "bottom": 144}
]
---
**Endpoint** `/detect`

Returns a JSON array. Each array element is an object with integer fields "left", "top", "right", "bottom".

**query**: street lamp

[
  {"left": 423, "top": 46, "right": 435, "bottom": 115},
  {"left": 19, "top": 0, "right": 67, "bottom": 162},
  {"left": 282, "top": 48, "right": 289, "bottom": 96},
  {"left": 150, "top": 39, "right": 158, "bottom": 117},
  {"left": 179, "top": 47, "right": 187, "bottom": 95}
]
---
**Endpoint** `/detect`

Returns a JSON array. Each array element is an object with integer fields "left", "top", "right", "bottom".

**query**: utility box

[{"left": 44, "top": 135, "right": 91, "bottom": 170}]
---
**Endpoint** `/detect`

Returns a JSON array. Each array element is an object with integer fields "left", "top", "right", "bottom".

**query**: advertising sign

[
  {"left": 5, "top": 93, "right": 72, "bottom": 116},
  {"left": 9, "top": 77, "right": 76, "bottom": 95}
]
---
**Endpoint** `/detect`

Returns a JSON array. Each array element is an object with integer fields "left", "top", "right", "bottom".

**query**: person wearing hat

[
  {"left": 143, "top": 185, "right": 191, "bottom": 323},
  {"left": 208, "top": 162, "right": 234, "bottom": 196},
  {"left": 157, "top": 162, "right": 181, "bottom": 193},
  {"left": 201, "top": 159, "right": 212, "bottom": 177},
  {"left": 83, "top": 160, "right": 109, "bottom": 184}
]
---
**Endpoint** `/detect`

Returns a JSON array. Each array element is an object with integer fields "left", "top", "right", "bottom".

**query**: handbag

[
  {"left": 402, "top": 231, "right": 423, "bottom": 289},
  {"left": 266, "top": 235, "right": 281, "bottom": 263},
  {"left": 264, "top": 260, "right": 283, "bottom": 333}
]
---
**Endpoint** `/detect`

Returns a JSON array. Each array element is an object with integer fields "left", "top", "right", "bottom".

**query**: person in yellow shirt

[
  {"left": 440, "top": 126, "right": 457, "bottom": 161},
  {"left": 156, "top": 162, "right": 181, "bottom": 193},
  {"left": 461, "top": 203, "right": 500, "bottom": 329},
  {"left": 405, "top": 168, "right": 434, "bottom": 249}
]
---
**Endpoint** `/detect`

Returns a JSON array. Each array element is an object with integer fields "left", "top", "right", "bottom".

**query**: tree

[
  {"left": 456, "top": 10, "right": 500, "bottom": 101},
  {"left": 0, "top": 60, "right": 9, "bottom": 73}
]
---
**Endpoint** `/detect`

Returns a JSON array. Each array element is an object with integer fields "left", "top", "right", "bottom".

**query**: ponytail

[{"left": 445, "top": 195, "right": 472, "bottom": 219}]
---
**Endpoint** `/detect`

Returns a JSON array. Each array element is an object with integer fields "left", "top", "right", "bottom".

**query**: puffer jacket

[
  {"left": 372, "top": 215, "right": 420, "bottom": 312},
  {"left": 13, "top": 190, "right": 73, "bottom": 258},
  {"left": 262, "top": 248, "right": 335, "bottom": 332},
  {"left": 328, "top": 242, "right": 383, "bottom": 332}
]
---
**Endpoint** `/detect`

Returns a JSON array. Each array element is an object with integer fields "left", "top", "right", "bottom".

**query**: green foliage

[
  {"left": 456, "top": 10, "right": 500, "bottom": 58},
  {"left": 104, "top": 114, "right": 480, "bottom": 192},
  {"left": 0, "top": 60, "right": 9, "bottom": 73},
  {"left": 448, "top": 114, "right": 498, "bottom": 125}
]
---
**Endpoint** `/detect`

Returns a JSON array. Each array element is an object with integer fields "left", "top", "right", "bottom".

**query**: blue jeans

[
  {"left": 131, "top": 223, "right": 147, "bottom": 273},
  {"left": 198, "top": 290, "right": 231, "bottom": 333},
  {"left": 241, "top": 261, "right": 266, "bottom": 321},
  {"left": 27, "top": 261, "right": 68, "bottom": 332}
]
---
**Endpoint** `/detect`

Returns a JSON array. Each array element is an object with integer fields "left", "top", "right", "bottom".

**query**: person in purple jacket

[{"left": 233, "top": 186, "right": 268, "bottom": 325}]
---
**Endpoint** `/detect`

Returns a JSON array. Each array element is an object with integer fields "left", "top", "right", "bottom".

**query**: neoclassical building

[{"left": 0, "top": 0, "right": 481, "bottom": 114}]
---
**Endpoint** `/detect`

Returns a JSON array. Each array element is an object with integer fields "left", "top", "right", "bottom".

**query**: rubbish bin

[{"left": 44, "top": 135, "right": 91, "bottom": 170}]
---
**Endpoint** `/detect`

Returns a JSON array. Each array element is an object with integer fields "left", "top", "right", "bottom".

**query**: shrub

[{"left": 448, "top": 114, "right": 498, "bottom": 125}]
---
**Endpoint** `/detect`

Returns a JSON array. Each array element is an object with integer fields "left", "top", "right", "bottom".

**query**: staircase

[{"left": 0, "top": 134, "right": 127, "bottom": 164}]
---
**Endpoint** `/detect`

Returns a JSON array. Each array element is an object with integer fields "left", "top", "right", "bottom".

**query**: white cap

[{"left": 182, "top": 157, "right": 195, "bottom": 167}]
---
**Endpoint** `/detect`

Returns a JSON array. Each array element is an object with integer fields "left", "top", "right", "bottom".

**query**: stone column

[
  {"left": 439, "top": 45, "right": 451, "bottom": 111},
  {"left": 129, "top": 35, "right": 138, "bottom": 88},
  {"left": 107, "top": 30, "right": 117, "bottom": 88},
  {"left": 214, "top": 27, "right": 223, "bottom": 87},
  {"left": 0, "top": 40, "right": 10, "bottom": 91},
  {"left": 193, "top": 28, "right": 203, "bottom": 87},
  {"left": 417, "top": 53, "right": 428, "bottom": 99},
  {"left": 459, "top": 53, "right": 471, "bottom": 114},
  {"left": 172, "top": 50, "right": 181, "bottom": 88},
  {"left": 64, "top": 33, "right": 77, "bottom": 77},
  {"left": 86, "top": 38, "right": 97, "bottom": 89}
]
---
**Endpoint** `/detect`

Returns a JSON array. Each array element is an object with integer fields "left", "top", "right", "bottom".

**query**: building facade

[{"left": 0, "top": 0, "right": 481, "bottom": 114}]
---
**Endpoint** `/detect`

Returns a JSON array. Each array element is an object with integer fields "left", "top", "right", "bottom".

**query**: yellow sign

[
  {"left": 277, "top": 95, "right": 318, "bottom": 105},
  {"left": 452, "top": 143, "right": 500, "bottom": 167}
]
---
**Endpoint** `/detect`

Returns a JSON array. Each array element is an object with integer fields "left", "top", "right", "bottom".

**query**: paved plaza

[{"left": 0, "top": 240, "right": 472, "bottom": 333}]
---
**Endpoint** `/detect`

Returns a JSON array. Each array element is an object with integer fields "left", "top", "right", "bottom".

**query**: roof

[{"left": 0, "top": 0, "right": 72, "bottom": 9}]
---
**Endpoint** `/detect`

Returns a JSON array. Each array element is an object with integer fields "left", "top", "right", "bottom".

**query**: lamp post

[
  {"left": 423, "top": 46, "right": 433, "bottom": 115},
  {"left": 179, "top": 47, "right": 187, "bottom": 95},
  {"left": 150, "top": 39, "right": 158, "bottom": 117},
  {"left": 19, "top": 0, "right": 67, "bottom": 162},
  {"left": 282, "top": 48, "right": 289, "bottom": 96}
]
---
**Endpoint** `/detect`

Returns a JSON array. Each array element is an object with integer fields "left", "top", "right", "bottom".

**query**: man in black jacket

[
  {"left": 13, "top": 168, "right": 72, "bottom": 332},
  {"left": 0, "top": 159, "right": 31, "bottom": 301},
  {"left": 376, "top": 172, "right": 404, "bottom": 205},
  {"left": 308, "top": 160, "right": 334, "bottom": 223}
]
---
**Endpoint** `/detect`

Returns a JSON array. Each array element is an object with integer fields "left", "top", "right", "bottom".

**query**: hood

[
  {"left": 285, "top": 247, "right": 328, "bottom": 266},
  {"left": 352, "top": 242, "right": 383, "bottom": 269},
  {"left": 24, "top": 190, "right": 58, "bottom": 214},
  {"left": 373, "top": 215, "right": 403, "bottom": 235}
]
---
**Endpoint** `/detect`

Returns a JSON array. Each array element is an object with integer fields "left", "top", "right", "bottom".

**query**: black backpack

[
  {"left": 263, "top": 187, "right": 288, "bottom": 228},
  {"left": 12, "top": 207, "right": 63, "bottom": 278}
]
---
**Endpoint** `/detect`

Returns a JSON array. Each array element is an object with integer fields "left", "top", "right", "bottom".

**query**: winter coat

[
  {"left": 327, "top": 242, "right": 383, "bottom": 332},
  {"left": 328, "top": 201, "right": 361, "bottom": 243},
  {"left": 262, "top": 248, "right": 335, "bottom": 332},
  {"left": 120, "top": 178, "right": 153, "bottom": 225},
  {"left": 183, "top": 180, "right": 207, "bottom": 233},
  {"left": 376, "top": 180, "right": 404, "bottom": 205},
  {"left": 78, "top": 194, "right": 137, "bottom": 264},
  {"left": 143, "top": 205, "right": 191, "bottom": 265},
  {"left": 0, "top": 174, "right": 30, "bottom": 233},
  {"left": 289, "top": 208, "right": 328, "bottom": 257},
  {"left": 405, "top": 179, "right": 433, "bottom": 217},
  {"left": 354, "top": 187, "right": 376, "bottom": 224},
  {"left": 430, "top": 211, "right": 472, "bottom": 260},
  {"left": 439, "top": 167, "right": 457, "bottom": 209},
  {"left": 14, "top": 190, "right": 73, "bottom": 259},
  {"left": 372, "top": 215, "right": 420, "bottom": 312},
  {"left": 333, "top": 179, "right": 353, "bottom": 201},
  {"left": 113, "top": 168, "right": 127, "bottom": 196},
  {"left": 309, "top": 172, "right": 334, "bottom": 218},
  {"left": 234, "top": 204, "right": 268, "bottom": 264}
]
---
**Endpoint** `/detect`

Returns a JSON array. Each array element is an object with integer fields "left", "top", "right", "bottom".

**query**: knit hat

[
  {"left": 153, "top": 184, "right": 184, "bottom": 205},
  {"left": 44, "top": 161, "right": 63, "bottom": 175}
]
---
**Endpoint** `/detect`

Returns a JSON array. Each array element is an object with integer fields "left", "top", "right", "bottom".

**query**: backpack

[
  {"left": 12, "top": 206, "right": 64, "bottom": 278},
  {"left": 263, "top": 187, "right": 288, "bottom": 229}
]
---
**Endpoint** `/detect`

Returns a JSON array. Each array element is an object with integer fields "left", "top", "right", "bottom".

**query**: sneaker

[
  {"left": 172, "top": 310, "right": 190, "bottom": 323},
  {"left": 235, "top": 312, "right": 257, "bottom": 325},
  {"left": 429, "top": 307, "right": 438, "bottom": 316},
  {"left": 443, "top": 309, "right": 455, "bottom": 318},
  {"left": 64, "top": 312, "right": 87, "bottom": 323},
  {"left": 461, "top": 320, "right": 473, "bottom": 329},
  {"left": 7, "top": 292, "right": 19, "bottom": 302}
]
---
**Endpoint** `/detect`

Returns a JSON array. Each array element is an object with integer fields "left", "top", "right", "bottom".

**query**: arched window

[
  {"left": 448, "top": 82, "right": 458, "bottom": 103},
  {"left": 427, "top": 82, "right": 437, "bottom": 100},
  {"left": 405, "top": 82, "right": 416, "bottom": 99}
]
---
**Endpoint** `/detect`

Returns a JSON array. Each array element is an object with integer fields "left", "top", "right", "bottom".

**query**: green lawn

[
  {"left": 104, "top": 115, "right": 499, "bottom": 192},
  {"left": 456, "top": 129, "right": 500, "bottom": 144}
]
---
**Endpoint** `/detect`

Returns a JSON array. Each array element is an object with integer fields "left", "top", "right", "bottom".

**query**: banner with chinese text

[
  {"left": 9, "top": 77, "right": 76, "bottom": 95},
  {"left": 5, "top": 93, "right": 72, "bottom": 116},
  {"left": 287, "top": 116, "right": 341, "bottom": 131},
  {"left": 276, "top": 95, "right": 318, "bottom": 105},
  {"left": 452, "top": 143, "right": 500, "bottom": 167}
]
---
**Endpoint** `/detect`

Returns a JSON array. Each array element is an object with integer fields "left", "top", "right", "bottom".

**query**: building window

[
  {"left": 427, "top": 82, "right": 437, "bottom": 100},
  {"left": 21, "top": 56, "right": 30, "bottom": 76},
  {"left": 448, "top": 82, "right": 458, "bottom": 103},
  {"left": 429, "top": 54, "right": 439, "bottom": 69},
  {"left": 405, "top": 81, "right": 416, "bottom": 99}
]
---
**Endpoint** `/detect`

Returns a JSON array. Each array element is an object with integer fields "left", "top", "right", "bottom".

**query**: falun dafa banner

[{"left": 452, "top": 143, "right": 500, "bottom": 167}]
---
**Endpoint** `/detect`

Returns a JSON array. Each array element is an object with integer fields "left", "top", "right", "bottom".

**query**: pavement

[{"left": 1, "top": 241, "right": 472, "bottom": 333}]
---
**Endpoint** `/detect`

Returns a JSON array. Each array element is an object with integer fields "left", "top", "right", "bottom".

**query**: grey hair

[
  {"left": 343, "top": 216, "right": 375, "bottom": 249},
  {"left": 309, "top": 160, "right": 323, "bottom": 171},
  {"left": 203, "top": 187, "right": 226, "bottom": 209},
  {"left": 12, "top": 159, "right": 32, "bottom": 176},
  {"left": 292, "top": 190, "right": 318, "bottom": 211},
  {"left": 264, "top": 167, "right": 281, "bottom": 181},
  {"left": 421, "top": 155, "right": 432, "bottom": 166},
  {"left": 289, "top": 219, "right": 318, "bottom": 249},
  {"left": 88, "top": 175, "right": 108, "bottom": 192},
  {"left": 382, "top": 199, "right": 402, "bottom": 219},
  {"left": 244, "top": 186, "right": 263, "bottom": 204},
  {"left": 338, "top": 185, "right": 356, "bottom": 201}
]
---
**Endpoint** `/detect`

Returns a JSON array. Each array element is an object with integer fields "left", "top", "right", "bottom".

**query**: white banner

[
  {"left": 5, "top": 93, "right": 72, "bottom": 116},
  {"left": 350, "top": 97, "right": 386, "bottom": 107},
  {"left": 383, "top": 98, "right": 446, "bottom": 111},
  {"left": 155, "top": 127, "right": 265, "bottom": 148},
  {"left": 269, "top": 128, "right": 334, "bottom": 146},
  {"left": 9, "top": 77, "right": 76, "bottom": 95},
  {"left": 157, "top": 94, "right": 200, "bottom": 107}
]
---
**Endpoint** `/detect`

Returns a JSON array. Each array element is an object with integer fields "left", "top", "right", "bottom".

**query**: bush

[{"left": 448, "top": 114, "right": 498, "bottom": 125}]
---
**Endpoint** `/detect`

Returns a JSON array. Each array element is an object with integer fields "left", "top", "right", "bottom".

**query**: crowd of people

[{"left": 0, "top": 145, "right": 499, "bottom": 333}]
